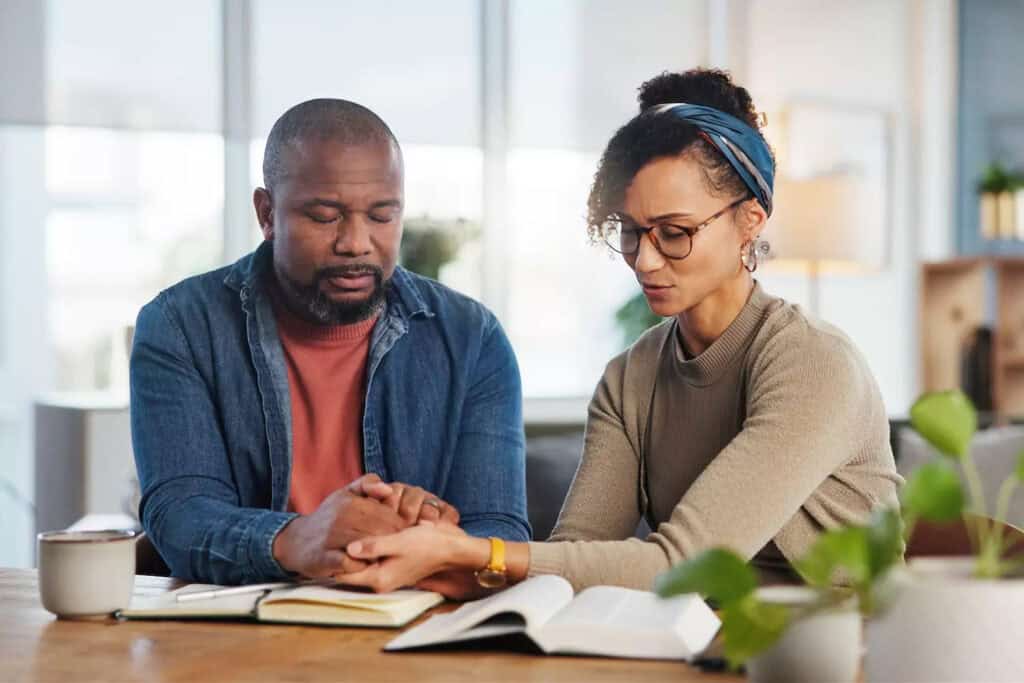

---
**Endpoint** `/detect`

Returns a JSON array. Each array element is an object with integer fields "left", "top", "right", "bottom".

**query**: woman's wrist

[{"left": 451, "top": 535, "right": 492, "bottom": 571}]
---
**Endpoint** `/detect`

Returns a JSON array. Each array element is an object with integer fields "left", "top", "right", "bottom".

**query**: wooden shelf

[{"left": 922, "top": 257, "right": 1024, "bottom": 418}]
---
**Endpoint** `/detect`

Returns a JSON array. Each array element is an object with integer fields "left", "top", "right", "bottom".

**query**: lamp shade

[{"left": 768, "top": 172, "right": 879, "bottom": 271}]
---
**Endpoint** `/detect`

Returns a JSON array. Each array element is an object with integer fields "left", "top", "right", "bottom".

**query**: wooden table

[{"left": 1, "top": 568, "right": 740, "bottom": 682}]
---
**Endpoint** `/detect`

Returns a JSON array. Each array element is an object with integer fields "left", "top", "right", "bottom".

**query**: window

[
  {"left": 45, "top": 0, "right": 222, "bottom": 131},
  {"left": 505, "top": 0, "right": 709, "bottom": 396},
  {"left": 251, "top": 0, "right": 485, "bottom": 297},
  {"left": 47, "top": 128, "right": 223, "bottom": 390}
]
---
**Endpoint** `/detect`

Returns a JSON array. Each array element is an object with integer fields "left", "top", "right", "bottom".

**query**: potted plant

[
  {"left": 864, "top": 390, "right": 1024, "bottom": 683},
  {"left": 655, "top": 507, "right": 904, "bottom": 683},
  {"left": 399, "top": 215, "right": 476, "bottom": 281},
  {"left": 655, "top": 389, "right": 1024, "bottom": 682},
  {"left": 977, "top": 163, "right": 1018, "bottom": 240}
]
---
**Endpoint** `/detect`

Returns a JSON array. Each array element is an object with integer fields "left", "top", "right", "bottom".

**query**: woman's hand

[{"left": 339, "top": 523, "right": 488, "bottom": 595}]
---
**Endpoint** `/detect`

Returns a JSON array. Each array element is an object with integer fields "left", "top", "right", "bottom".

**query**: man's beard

[{"left": 274, "top": 262, "right": 388, "bottom": 325}]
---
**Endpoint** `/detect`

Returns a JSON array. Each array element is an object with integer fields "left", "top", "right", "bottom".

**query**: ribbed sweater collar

[{"left": 671, "top": 281, "right": 771, "bottom": 386}]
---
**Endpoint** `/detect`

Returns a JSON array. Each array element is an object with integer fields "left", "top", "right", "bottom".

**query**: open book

[
  {"left": 120, "top": 583, "right": 443, "bottom": 628},
  {"left": 386, "top": 575, "right": 719, "bottom": 660}
]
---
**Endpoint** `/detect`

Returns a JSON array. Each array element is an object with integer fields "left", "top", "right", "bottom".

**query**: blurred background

[{"left": 4, "top": 0, "right": 1023, "bottom": 567}]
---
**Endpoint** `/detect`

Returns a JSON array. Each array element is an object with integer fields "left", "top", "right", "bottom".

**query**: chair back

[{"left": 906, "top": 514, "right": 1024, "bottom": 559}]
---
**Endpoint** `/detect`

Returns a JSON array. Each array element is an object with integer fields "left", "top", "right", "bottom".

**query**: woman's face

[{"left": 619, "top": 153, "right": 761, "bottom": 317}]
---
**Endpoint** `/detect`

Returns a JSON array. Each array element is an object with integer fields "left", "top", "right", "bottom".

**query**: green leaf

[
  {"left": 909, "top": 391, "right": 977, "bottom": 460},
  {"left": 978, "top": 162, "right": 1012, "bottom": 194},
  {"left": 901, "top": 461, "right": 966, "bottom": 522},
  {"left": 720, "top": 594, "right": 791, "bottom": 669},
  {"left": 654, "top": 548, "right": 756, "bottom": 605},
  {"left": 866, "top": 507, "right": 904, "bottom": 577},
  {"left": 1016, "top": 451, "right": 1024, "bottom": 483},
  {"left": 794, "top": 526, "right": 870, "bottom": 587}
]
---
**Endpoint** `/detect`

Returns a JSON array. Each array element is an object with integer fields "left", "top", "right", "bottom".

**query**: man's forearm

[{"left": 142, "top": 487, "right": 297, "bottom": 584}]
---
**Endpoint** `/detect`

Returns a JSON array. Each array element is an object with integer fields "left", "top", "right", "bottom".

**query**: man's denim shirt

[{"left": 130, "top": 243, "right": 530, "bottom": 584}]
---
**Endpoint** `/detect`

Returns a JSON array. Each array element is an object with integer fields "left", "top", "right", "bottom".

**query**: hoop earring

[
  {"left": 740, "top": 241, "right": 757, "bottom": 273},
  {"left": 740, "top": 239, "right": 771, "bottom": 274}
]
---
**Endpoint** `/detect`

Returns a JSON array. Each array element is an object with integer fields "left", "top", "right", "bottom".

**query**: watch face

[{"left": 476, "top": 569, "right": 508, "bottom": 589}]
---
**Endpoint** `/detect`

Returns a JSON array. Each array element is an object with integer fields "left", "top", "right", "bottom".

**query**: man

[{"left": 130, "top": 99, "right": 530, "bottom": 584}]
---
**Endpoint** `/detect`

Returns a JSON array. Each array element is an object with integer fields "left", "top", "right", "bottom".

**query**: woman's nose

[{"left": 632, "top": 232, "right": 665, "bottom": 273}]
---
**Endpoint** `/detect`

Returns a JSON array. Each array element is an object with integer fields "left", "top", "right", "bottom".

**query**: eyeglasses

[{"left": 601, "top": 196, "right": 749, "bottom": 260}]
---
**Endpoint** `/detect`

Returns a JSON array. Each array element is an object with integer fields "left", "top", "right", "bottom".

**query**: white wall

[{"left": 735, "top": 0, "right": 958, "bottom": 416}]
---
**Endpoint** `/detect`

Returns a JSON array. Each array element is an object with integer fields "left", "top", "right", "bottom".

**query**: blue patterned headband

[{"left": 647, "top": 102, "right": 775, "bottom": 216}]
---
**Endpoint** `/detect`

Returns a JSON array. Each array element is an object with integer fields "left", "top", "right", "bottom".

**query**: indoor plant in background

[
  {"left": 614, "top": 291, "right": 663, "bottom": 347},
  {"left": 398, "top": 215, "right": 476, "bottom": 280},
  {"left": 656, "top": 389, "right": 1024, "bottom": 682},
  {"left": 977, "top": 162, "right": 1022, "bottom": 240}
]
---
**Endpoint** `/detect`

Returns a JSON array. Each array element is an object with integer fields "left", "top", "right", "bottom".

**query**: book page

[
  {"left": 532, "top": 587, "right": 719, "bottom": 660},
  {"left": 261, "top": 585, "right": 436, "bottom": 608},
  {"left": 258, "top": 585, "right": 443, "bottom": 627},
  {"left": 120, "top": 584, "right": 261, "bottom": 619},
  {"left": 385, "top": 575, "right": 573, "bottom": 651}
]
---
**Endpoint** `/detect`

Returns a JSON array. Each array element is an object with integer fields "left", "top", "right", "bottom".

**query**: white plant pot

[
  {"left": 866, "top": 557, "right": 1024, "bottom": 682},
  {"left": 746, "top": 586, "right": 861, "bottom": 683}
]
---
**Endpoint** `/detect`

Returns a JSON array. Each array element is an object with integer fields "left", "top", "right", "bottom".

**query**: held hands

[
  {"left": 271, "top": 474, "right": 460, "bottom": 580},
  {"left": 362, "top": 479, "right": 460, "bottom": 527},
  {"left": 339, "top": 522, "right": 487, "bottom": 599}
]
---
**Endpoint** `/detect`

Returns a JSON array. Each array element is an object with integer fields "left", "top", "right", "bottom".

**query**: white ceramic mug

[{"left": 37, "top": 529, "right": 137, "bottom": 619}]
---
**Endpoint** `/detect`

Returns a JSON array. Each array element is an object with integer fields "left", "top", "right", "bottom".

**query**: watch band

[
  {"left": 475, "top": 537, "right": 508, "bottom": 589},
  {"left": 486, "top": 537, "right": 506, "bottom": 573}
]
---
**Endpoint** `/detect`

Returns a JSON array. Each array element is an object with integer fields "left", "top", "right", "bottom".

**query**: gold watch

[{"left": 475, "top": 537, "right": 508, "bottom": 588}]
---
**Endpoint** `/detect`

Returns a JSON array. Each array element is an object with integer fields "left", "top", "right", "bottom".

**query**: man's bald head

[{"left": 262, "top": 98, "right": 400, "bottom": 192}]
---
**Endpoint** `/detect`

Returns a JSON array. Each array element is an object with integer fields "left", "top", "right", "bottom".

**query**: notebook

[
  {"left": 385, "top": 575, "right": 720, "bottom": 660},
  {"left": 120, "top": 582, "right": 444, "bottom": 628}
]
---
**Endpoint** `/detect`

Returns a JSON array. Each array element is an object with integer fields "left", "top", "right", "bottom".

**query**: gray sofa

[{"left": 525, "top": 430, "right": 649, "bottom": 540}]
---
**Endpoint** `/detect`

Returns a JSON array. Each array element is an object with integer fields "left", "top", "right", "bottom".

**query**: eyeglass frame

[{"left": 602, "top": 194, "right": 751, "bottom": 260}]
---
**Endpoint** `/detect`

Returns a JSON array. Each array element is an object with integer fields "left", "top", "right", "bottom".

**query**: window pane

[
  {"left": 252, "top": 0, "right": 480, "bottom": 147},
  {"left": 510, "top": 0, "right": 708, "bottom": 150},
  {"left": 0, "top": 125, "right": 48, "bottom": 569},
  {"left": 45, "top": 0, "right": 222, "bottom": 130},
  {"left": 47, "top": 128, "right": 224, "bottom": 390},
  {"left": 505, "top": 149, "right": 636, "bottom": 397},
  {"left": 507, "top": 0, "right": 707, "bottom": 396}
]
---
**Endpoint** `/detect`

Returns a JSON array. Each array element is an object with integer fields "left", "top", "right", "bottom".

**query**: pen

[{"left": 176, "top": 581, "right": 294, "bottom": 602}]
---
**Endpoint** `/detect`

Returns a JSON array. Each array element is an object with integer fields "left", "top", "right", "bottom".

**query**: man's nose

[{"left": 333, "top": 215, "right": 373, "bottom": 256}]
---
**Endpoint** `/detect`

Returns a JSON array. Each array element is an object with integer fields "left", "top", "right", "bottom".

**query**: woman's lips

[{"left": 641, "top": 283, "right": 673, "bottom": 300}]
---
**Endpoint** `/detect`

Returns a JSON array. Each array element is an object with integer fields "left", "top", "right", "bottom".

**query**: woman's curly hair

[{"left": 586, "top": 68, "right": 773, "bottom": 242}]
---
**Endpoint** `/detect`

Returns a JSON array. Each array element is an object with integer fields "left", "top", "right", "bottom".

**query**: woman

[{"left": 339, "top": 68, "right": 903, "bottom": 598}]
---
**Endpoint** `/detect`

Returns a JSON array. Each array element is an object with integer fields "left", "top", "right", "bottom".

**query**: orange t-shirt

[{"left": 272, "top": 299, "right": 378, "bottom": 515}]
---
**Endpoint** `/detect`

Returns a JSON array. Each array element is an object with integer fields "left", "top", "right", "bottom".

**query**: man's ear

[{"left": 254, "top": 187, "right": 274, "bottom": 240}]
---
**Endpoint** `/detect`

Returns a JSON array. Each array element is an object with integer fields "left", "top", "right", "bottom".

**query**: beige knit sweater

[{"left": 528, "top": 282, "right": 903, "bottom": 591}]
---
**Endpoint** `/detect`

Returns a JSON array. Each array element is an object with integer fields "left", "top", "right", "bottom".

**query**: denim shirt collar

[{"left": 220, "top": 241, "right": 436, "bottom": 499}]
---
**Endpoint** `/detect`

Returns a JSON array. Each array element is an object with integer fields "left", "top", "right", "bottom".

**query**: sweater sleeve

[
  {"left": 535, "top": 355, "right": 644, "bottom": 547},
  {"left": 527, "top": 323, "right": 898, "bottom": 592}
]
